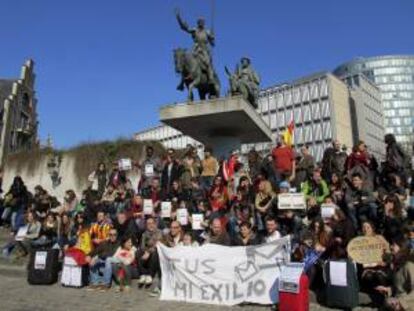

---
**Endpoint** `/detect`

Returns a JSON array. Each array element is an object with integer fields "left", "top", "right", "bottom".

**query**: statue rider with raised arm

[{"left": 175, "top": 8, "right": 216, "bottom": 91}]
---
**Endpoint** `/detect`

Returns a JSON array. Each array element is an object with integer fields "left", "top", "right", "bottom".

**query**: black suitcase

[
  {"left": 324, "top": 259, "right": 359, "bottom": 309},
  {"left": 27, "top": 248, "right": 60, "bottom": 285}
]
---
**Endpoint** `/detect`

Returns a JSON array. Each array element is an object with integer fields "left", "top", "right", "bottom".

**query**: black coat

[{"left": 161, "top": 161, "right": 182, "bottom": 192}]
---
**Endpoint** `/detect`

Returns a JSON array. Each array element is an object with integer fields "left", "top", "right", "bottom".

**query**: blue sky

[{"left": 0, "top": 0, "right": 413, "bottom": 148}]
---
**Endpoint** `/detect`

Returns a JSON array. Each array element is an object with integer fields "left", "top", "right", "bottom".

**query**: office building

[{"left": 334, "top": 55, "right": 414, "bottom": 150}]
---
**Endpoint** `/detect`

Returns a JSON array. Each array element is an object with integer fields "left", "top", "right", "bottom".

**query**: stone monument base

[{"left": 160, "top": 96, "right": 273, "bottom": 159}]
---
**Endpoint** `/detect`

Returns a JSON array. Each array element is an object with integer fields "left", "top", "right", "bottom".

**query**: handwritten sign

[
  {"left": 34, "top": 251, "right": 48, "bottom": 270},
  {"left": 321, "top": 204, "right": 336, "bottom": 219},
  {"left": 347, "top": 236, "right": 389, "bottom": 265},
  {"left": 192, "top": 214, "right": 204, "bottom": 230},
  {"left": 143, "top": 199, "right": 154, "bottom": 215},
  {"left": 278, "top": 193, "right": 306, "bottom": 210},
  {"left": 177, "top": 208, "right": 188, "bottom": 226},
  {"left": 161, "top": 202, "right": 172, "bottom": 218},
  {"left": 158, "top": 237, "right": 291, "bottom": 306},
  {"left": 118, "top": 158, "right": 132, "bottom": 171},
  {"left": 145, "top": 163, "right": 154, "bottom": 176}
]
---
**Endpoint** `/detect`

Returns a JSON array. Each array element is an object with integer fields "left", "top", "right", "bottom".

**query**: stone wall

[{"left": 2, "top": 140, "right": 164, "bottom": 200}]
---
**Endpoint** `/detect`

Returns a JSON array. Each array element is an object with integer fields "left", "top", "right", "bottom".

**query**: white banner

[{"left": 157, "top": 236, "right": 291, "bottom": 306}]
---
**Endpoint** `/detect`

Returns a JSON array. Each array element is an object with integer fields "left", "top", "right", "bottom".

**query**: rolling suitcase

[
  {"left": 61, "top": 256, "right": 89, "bottom": 288},
  {"left": 324, "top": 259, "right": 359, "bottom": 309},
  {"left": 27, "top": 248, "right": 60, "bottom": 285}
]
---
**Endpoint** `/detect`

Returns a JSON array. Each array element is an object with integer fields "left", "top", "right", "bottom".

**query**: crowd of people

[{"left": 0, "top": 133, "right": 413, "bottom": 310}]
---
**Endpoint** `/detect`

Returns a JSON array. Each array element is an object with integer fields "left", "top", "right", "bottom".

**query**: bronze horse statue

[{"left": 174, "top": 48, "right": 220, "bottom": 102}]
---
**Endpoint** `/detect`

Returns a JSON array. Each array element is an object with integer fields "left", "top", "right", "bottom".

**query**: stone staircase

[{"left": 0, "top": 227, "right": 27, "bottom": 278}]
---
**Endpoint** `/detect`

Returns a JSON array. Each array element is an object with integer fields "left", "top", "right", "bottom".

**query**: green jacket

[{"left": 301, "top": 179, "right": 330, "bottom": 204}]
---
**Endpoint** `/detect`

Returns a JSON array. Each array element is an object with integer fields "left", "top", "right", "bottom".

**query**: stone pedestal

[{"left": 159, "top": 96, "right": 273, "bottom": 159}]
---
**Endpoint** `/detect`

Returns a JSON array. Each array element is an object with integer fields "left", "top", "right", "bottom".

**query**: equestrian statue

[{"left": 174, "top": 8, "right": 220, "bottom": 101}]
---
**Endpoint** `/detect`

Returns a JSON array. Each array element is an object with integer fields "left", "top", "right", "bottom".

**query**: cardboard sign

[
  {"left": 143, "top": 199, "right": 154, "bottom": 215},
  {"left": 161, "top": 202, "right": 172, "bottom": 218},
  {"left": 15, "top": 225, "right": 28, "bottom": 241},
  {"left": 191, "top": 214, "right": 204, "bottom": 230},
  {"left": 321, "top": 204, "right": 336, "bottom": 219},
  {"left": 34, "top": 251, "right": 48, "bottom": 270},
  {"left": 118, "top": 158, "right": 132, "bottom": 171},
  {"left": 145, "top": 163, "right": 154, "bottom": 176},
  {"left": 278, "top": 193, "right": 306, "bottom": 210},
  {"left": 177, "top": 208, "right": 188, "bottom": 226},
  {"left": 279, "top": 262, "right": 304, "bottom": 293},
  {"left": 347, "top": 236, "right": 389, "bottom": 265}
]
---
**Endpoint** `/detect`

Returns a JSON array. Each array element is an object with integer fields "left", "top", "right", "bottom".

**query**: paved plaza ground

[
  {"left": 0, "top": 267, "right": 378, "bottom": 311},
  {"left": 0, "top": 228, "right": 376, "bottom": 311}
]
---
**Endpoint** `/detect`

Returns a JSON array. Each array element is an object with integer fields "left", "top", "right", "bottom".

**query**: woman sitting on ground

[
  {"left": 57, "top": 213, "right": 73, "bottom": 249},
  {"left": 359, "top": 220, "right": 391, "bottom": 306},
  {"left": 16, "top": 211, "right": 41, "bottom": 257},
  {"left": 375, "top": 238, "right": 414, "bottom": 311},
  {"left": 112, "top": 236, "right": 137, "bottom": 292}
]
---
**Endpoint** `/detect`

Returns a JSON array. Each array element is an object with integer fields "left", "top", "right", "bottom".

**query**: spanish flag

[{"left": 283, "top": 120, "right": 295, "bottom": 146}]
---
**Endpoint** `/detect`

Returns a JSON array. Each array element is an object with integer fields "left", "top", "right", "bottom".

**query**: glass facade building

[{"left": 334, "top": 55, "right": 414, "bottom": 149}]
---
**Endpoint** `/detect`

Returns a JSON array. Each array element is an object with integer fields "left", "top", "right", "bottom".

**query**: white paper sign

[
  {"left": 161, "top": 202, "right": 172, "bottom": 218},
  {"left": 34, "top": 251, "right": 48, "bottom": 270},
  {"left": 145, "top": 163, "right": 154, "bottom": 176},
  {"left": 329, "top": 261, "right": 347, "bottom": 287},
  {"left": 143, "top": 199, "right": 154, "bottom": 215},
  {"left": 279, "top": 262, "right": 304, "bottom": 293},
  {"left": 278, "top": 193, "right": 306, "bottom": 210},
  {"left": 191, "top": 214, "right": 204, "bottom": 230},
  {"left": 157, "top": 236, "right": 291, "bottom": 306},
  {"left": 321, "top": 204, "right": 336, "bottom": 219},
  {"left": 118, "top": 158, "right": 132, "bottom": 171},
  {"left": 61, "top": 257, "right": 82, "bottom": 287},
  {"left": 15, "top": 225, "right": 28, "bottom": 241},
  {"left": 177, "top": 208, "right": 188, "bottom": 226},
  {"left": 291, "top": 193, "right": 306, "bottom": 209}
]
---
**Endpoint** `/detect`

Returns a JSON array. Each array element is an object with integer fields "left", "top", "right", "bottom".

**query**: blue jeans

[
  {"left": 89, "top": 258, "right": 113, "bottom": 286},
  {"left": 11, "top": 208, "right": 25, "bottom": 232}
]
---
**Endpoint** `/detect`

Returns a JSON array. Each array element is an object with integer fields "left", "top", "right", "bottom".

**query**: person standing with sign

[{"left": 139, "top": 146, "right": 162, "bottom": 193}]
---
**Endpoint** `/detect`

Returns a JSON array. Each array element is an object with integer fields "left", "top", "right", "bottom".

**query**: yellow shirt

[{"left": 201, "top": 156, "right": 218, "bottom": 177}]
